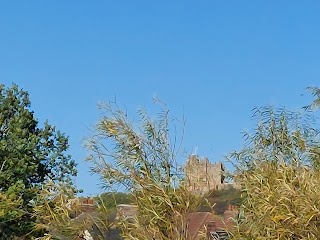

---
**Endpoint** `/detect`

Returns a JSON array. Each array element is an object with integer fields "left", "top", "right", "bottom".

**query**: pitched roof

[
  {"left": 187, "top": 207, "right": 238, "bottom": 240},
  {"left": 187, "top": 212, "right": 216, "bottom": 239}
]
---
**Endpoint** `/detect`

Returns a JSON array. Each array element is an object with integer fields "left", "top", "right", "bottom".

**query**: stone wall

[{"left": 185, "top": 155, "right": 225, "bottom": 194}]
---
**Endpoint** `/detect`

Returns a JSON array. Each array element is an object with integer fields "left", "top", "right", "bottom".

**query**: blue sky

[{"left": 0, "top": 1, "right": 319, "bottom": 195}]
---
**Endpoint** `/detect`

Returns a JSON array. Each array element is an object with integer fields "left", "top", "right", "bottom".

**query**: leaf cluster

[
  {"left": 229, "top": 106, "right": 320, "bottom": 239},
  {"left": 0, "top": 84, "right": 77, "bottom": 239},
  {"left": 86, "top": 101, "right": 202, "bottom": 240}
]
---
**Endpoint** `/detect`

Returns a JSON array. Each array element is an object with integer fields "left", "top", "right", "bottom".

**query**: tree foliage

[
  {"left": 229, "top": 106, "right": 320, "bottom": 239},
  {"left": 32, "top": 181, "right": 97, "bottom": 240},
  {"left": 96, "top": 192, "right": 132, "bottom": 211},
  {"left": 86, "top": 101, "right": 202, "bottom": 240},
  {"left": 0, "top": 84, "right": 77, "bottom": 239},
  {"left": 203, "top": 187, "right": 242, "bottom": 215}
]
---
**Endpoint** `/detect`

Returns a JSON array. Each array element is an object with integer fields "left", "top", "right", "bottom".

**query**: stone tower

[{"left": 185, "top": 155, "right": 225, "bottom": 194}]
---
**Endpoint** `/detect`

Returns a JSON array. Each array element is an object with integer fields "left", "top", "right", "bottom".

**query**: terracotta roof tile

[{"left": 187, "top": 208, "right": 238, "bottom": 240}]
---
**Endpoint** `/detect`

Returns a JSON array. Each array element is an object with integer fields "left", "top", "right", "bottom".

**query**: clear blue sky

[{"left": 0, "top": 1, "right": 319, "bottom": 195}]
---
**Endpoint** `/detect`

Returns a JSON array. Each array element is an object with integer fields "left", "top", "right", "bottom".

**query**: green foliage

[
  {"left": 96, "top": 192, "right": 132, "bottom": 211},
  {"left": 32, "top": 181, "right": 98, "bottom": 240},
  {"left": 203, "top": 187, "right": 242, "bottom": 215},
  {"left": 0, "top": 181, "right": 24, "bottom": 220},
  {"left": 86, "top": 101, "right": 202, "bottom": 240},
  {"left": 304, "top": 86, "right": 320, "bottom": 111},
  {"left": 233, "top": 161, "right": 320, "bottom": 239},
  {"left": 33, "top": 182, "right": 119, "bottom": 240},
  {"left": 0, "top": 84, "right": 77, "bottom": 239},
  {"left": 229, "top": 106, "right": 320, "bottom": 239}
]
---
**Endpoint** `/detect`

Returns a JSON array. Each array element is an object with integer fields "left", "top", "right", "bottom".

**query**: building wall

[
  {"left": 185, "top": 155, "right": 225, "bottom": 194},
  {"left": 116, "top": 204, "right": 138, "bottom": 220}
]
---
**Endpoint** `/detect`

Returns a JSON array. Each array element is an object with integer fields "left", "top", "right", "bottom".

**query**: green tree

[
  {"left": 0, "top": 84, "right": 77, "bottom": 239},
  {"left": 229, "top": 106, "right": 320, "bottom": 239},
  {"left": 203, "top": 187, "right": 241, "bottom": 215},
  {"left": 96, "top": 192, "right": 132, "bottom": 211},
  {"left": 86, "top": 101, "right": 202, "bottom": 240}
]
